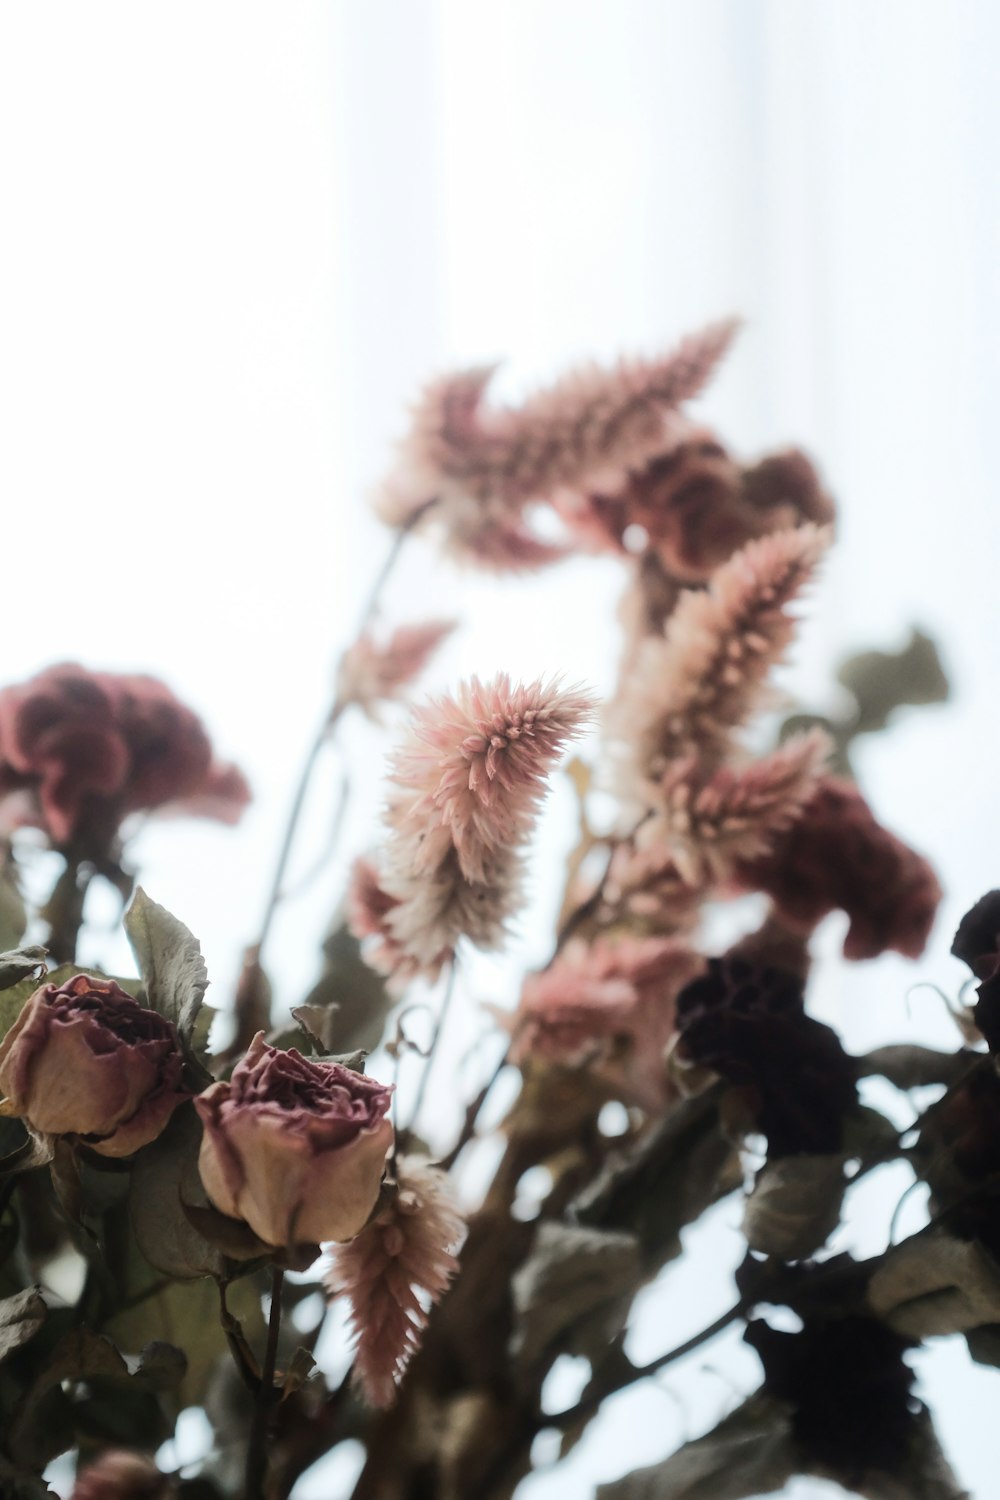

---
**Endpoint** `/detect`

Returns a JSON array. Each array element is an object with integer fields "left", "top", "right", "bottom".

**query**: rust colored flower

[
  {"left": 195, "top": 1033, "right": 394, "bottom": 1248},
  {"left": 674, "top": 957, "right": 857, "bottom": 1157},
  {"left": 735, "top": 776, "right": 941, "bottom": 961},
  {"left": 510, "top": 936, "right": 703, "bottom": 1111},
  {"left": 354, "top": 675, "right": 594, "bottom": 981},
  {"left": 71, "top": 1451, "right": 172, "bottom": 1500},
  {"left": 0, "top": 663, "right": 249, "bottom": 848},
  {"left": 324, "top": 1155, "right": 465, "bottom": 1408},
  {"left": 0, "top": 975, "right": 187, "bottom": 1156}
]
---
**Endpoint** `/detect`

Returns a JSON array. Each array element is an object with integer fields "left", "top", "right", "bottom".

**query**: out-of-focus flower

[
  {"left": 336, "top": 620, "right": 457, "bottom": 720},
  {"left": 375, "top": 322, "right": 738, "bottom": 568},
  {"left": 0, "top": 974, "right": 187, "bottom": 1157},
  {"left": 71, "top": 1450, "right": 173, "bottom": 1500},
  {"left": 155, "top": 759, "right": 251, "bottom": 826},
  {"left": 556, "top": 421, "right": 834, "bottom": 583},
  {"left": 674, "top": 957, "right": 857, "bottom": 1156},
  {"left": 735, "top": 776, "right": 941, "bottom": 961},
  {"left": 324, "top": 1155, "right": 465, "bottom": 1408},
  {"left": 509, "top": 936, "right": 703, "bottom": 1111},
  {"left": 603, "top": 838, "right": 704, "bottom": 934},
  {"left": 0, "top": 663, "right": 249, "bottom": 848},
  {"left": 353, "top": 675, "right": 594, "bottom": 982},
  {"left": 608, "top": 526, "right": 830, "bottom": 809},
  {"left": 950, "top": 891, "right": 1000, "bottom": 1051},
  {"left": 195, "top": 1033, "right": 394, "bottom": 1248}
]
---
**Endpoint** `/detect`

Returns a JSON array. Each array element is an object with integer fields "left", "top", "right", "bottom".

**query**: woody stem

[{"left": 245, "top": 1266, "right": 285, "bottom": 1500}]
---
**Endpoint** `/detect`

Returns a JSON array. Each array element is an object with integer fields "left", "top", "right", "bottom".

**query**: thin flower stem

[
  {"left": 407, "top": 961, "right": 459, "bottom": 1135},
  {"left": 437, "top": 1043, "right": 511, "bottom": 1171},
  {"left": 245, "top": 1266, "right": 285, "bottom": 1500}
]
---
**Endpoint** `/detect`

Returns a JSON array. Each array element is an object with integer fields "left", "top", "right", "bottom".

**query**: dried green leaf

[
  {"left": 128, "top": 1102, "right": 229, "bottom": 1280},
  {"left": 510, "top": 1223, "right": 642, "bottom": 1371},
  {"left": 0, "top": 1287, "right": 46, "bottom": 1363},
  {"left": 300, "top": 922, "right": 393, "bottom": 1056},
  {"left": 7, "top": 1327, "right": 130, "bottom": 1467},
  {"left": 868, "top": 1226, "right": 1000, "bottom": 1337},
  {"left": 743, "top": 1155, "right": 847, "bottom": 1261},
  {"left": 124, "top": 887, "right": 208, "bottom": 1044},
  {"left": 595, "top": 1393, "right": 796, "bottom": 1499},
  {"left": 280, "top": 1345, "right": 317, "bottom": 1402},
  {"left": 0, "top": 947, "right": 47, "bottom": 993},
  {"left": 837, "top": 627, "right": 949, "bottom": 735}
]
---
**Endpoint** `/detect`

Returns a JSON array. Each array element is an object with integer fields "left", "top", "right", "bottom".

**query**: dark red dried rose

[
  {"left": 0, "top": 974, "right": 187, "bottom": 1156},
  {"left": 735, "top": 776, "right": 940, "bottom": 961},
  {"left": 674, "top": 957, "right": 857, "bottom": 1157},
  {"left": 0, "top": 663, "right": 249, "bottom": 848}
]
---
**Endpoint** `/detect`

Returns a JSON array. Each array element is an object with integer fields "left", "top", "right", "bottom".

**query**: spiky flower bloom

[
  {"left": 353, "top": 676, "right": 595, "bottom": 981},
  {"left": 336, "top": 619, "right": 456, "bottom": 720},
  {"left": 323, "top": 1156, "right": 465, "bottom": 1408},
  {"left": 652, "top": 729, "right": 831, "bottom": 885},
  {"left": 510, "top": 936, "right": 703, "bottom": 1111},
  {"left": 608, "top": 525, "right": 830, "bottom": 808},
  {"left": 735, "top": 776, "right": 941, "bottom": 960},
  {"left": 375, "top": 321, "right": 738, "bottom": 567}
]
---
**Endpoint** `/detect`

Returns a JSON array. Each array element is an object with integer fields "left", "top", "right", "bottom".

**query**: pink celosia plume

[
  {"left": 510, "top": 936, "right": 703, "bottom": 1112},
  {"left": 375, "top": 321, "right": 739, "bottom": 567},
  {"left": 352, "top": 676, "right": 595, "bottom": 981},
  {"left": 336, "top": 619, "right": 457, "bottom": 719},
  {"left": 324, "top": 1156, "right": 466, "bottom": 1408},
  {"left": 609, "top": 524, "right": 830, "bottom": 807}
]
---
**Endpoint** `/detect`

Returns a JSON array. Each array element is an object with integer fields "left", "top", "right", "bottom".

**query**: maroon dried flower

[
  {"left": 0, "top": 663, "right": 249, "bottom": 848},
  {"left": 674, "top": 957, "right": 857, "bottom": 1156},
  {"left": 735, "top": 776, "right": 941, "bottom": 961},
  {"left": 950, "top": 892, "right": 1000, "bottom": 1051},
  {"left": 0, "top": 975, "right": 187, "bottom": 1156},
  {"left": 71, "top": 1450, "right": 172, "bottom": 1500},
  {"left": 510, "top": 936, "right": 703, "bottom": 1111},
  {"left": 195, "top": 1033, "right": 394, "bottom": 1247},
  {"left": 323, "top": 1155, "right": 465, "bottom": 1407}
]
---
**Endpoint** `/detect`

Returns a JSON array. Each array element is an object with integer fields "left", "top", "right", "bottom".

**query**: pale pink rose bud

[
  {"left": 71, "top": 1450, "right": 172, "bottom": 1500},
  {"left": 195, "top": 1033, "right": 394, "bottom": 1248},
  {"left": 0, "top": 975, "right": 187, "bottom": 1156}
]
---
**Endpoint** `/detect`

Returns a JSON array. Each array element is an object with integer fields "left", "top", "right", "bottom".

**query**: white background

[{"left": 1, "top": 3, "right": 998, "bottom": 1496}]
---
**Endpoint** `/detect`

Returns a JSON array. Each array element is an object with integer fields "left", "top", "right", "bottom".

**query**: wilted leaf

[
  {"left": 129, "top": 1102, "right": 229, "bottom": 1280},
  {"left": 510, "top": 1222, "right": 641, "bottom": 1371},
  {"left": 868, "top": 1226, "right": 1000, "bottom": 1337},
  {"left": 0, "top": 947, "right": 47, "bottom": 993},
  {"left": 280, "top": 1345, "right": 317, "bottom": 1402},
  {"left": 124, "top": 887, "right": 208, "bottom": 1044},
  {"left": 837, "top": 628, "right": 949, "bottom": 736},
  {"left": 0, "top": 1287, "right": 46, "bottom": 1363},
  {"left": 300, "top": 922, "right": 394, "bottom": 1056},
  {"left": 595, "top": 1393, "right": 797, "bottom": 1499},
  {"left": 857, "top": 1045, "right": 976, "bottom": 1092},
  {"left": 129, "top": 1340, "right": 188, "bottom": 1392},
  {"left": 743, "top": 1155, "right": 847, "bottom": 1261},
  {"left": 7, "top": 1327, "right": 130, "bottom": 1467}
]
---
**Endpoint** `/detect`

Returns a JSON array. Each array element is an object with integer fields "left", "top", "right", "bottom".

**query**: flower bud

[
  {"left": 195, "top": 1033, "right": 394, "bottom": 1248},
  {"left": 0, "top": 975, "right": 187, "bottom": 1156}
]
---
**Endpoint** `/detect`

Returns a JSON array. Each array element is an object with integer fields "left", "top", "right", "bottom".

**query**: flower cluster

[{"left": 0, "top": 663, "right": 249, "bottom": 849}]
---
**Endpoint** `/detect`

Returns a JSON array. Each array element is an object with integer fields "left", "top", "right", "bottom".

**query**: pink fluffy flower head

[
  {"left": 510, "top": 936, "right": 703, "bottom": 1112},
  {"left": 324, "top": 1155, "right": 465, "bottom": 1408},
  {"left": 353, "top": 675, "right": 596, "bottom": 981},
  {"left": 336, "top": 619, "right": 457, "bottom": 720}
]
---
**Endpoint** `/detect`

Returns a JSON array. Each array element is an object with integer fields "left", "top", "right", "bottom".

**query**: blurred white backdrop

[{"left": 2, "top": 2, "right": 999, "bottom": 1496}]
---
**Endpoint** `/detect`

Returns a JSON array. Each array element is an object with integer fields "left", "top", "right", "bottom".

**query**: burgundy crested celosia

[
  {"left": 0, "top": 663, "right": 249, "bottom": 847},
  {"left": 0, "top": 975, "right": 187, "bottom": 1156},
  {"left": 510, "top": 936, "right": 704, "bottom": 1111},
  {"left": 352, "top": 674, "right": 595, "bottom": 982},
  {"left": 734, "top": 776, "right": 941, "bottom": 960},
  {"left": 555, "top": 417, "right": 834, "bottom": 583},
  {"left": 336, "top": 619, "right": 457, "bottom": 720},
  {"left": 376, "top": 321, "right": 738, "bottom": 568},
  {"left": 195, "top": 1033, "right": 394, "bottom": 1248},
  {"left": 608, "top": 525, "right": 830, "bottom": 811},
  {"left": 323, "top": 1155, "right": 465, "bottom": 1408},
  {"left": 71, "top": 1451, "right": 173, "bottom": 1500}
]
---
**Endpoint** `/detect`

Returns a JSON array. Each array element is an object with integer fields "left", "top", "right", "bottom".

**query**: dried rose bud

[
  {"left": 0, "top": 975, "right": 187, "bottom": 1156},
  {"left": 72, "top": 1450, "right": 172, "bottom": 1500},
  {"left": 195, "top": 1033, "right": 394, "bottom": 1248}
]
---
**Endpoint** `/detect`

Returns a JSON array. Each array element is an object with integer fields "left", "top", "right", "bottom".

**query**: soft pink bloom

[
  {"left": 652, "top": 728, "right": 831, "bottom": 885},
  {"left": 375, "top": 322, "right": 738, "bottom": 567},
  {"left": 71, "top": 1451, "right": 172, "bottom": 1500},
  {"left": 509, "top": 937, "right": 704, "bottom": 1111},
  {"left": 603, "top": 838, "right": 705, "bottom": 934},
  {"left": 0, "top": 975, "right": 187, "bottom": 1157},
  {"left": 734, "top": 776, "right": 941, "bottom": 961},
  {"left": 354, "top": 676, "right": 595, "bottom": 981},
  {"left": 336, "top": 620, "right": 457, "bottom": 719},
  {"left": 0, "top": 663, "right": 249, "bottom": 849},
  {"left": 323, "top": 1155, "right": 465, "bottom": 1408},
  {"left": 195, "top": 1033, "right": 394, "bottom": 1247},
  {"left": 608, "top": 526, "right": 830, "bottom": 807}
]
